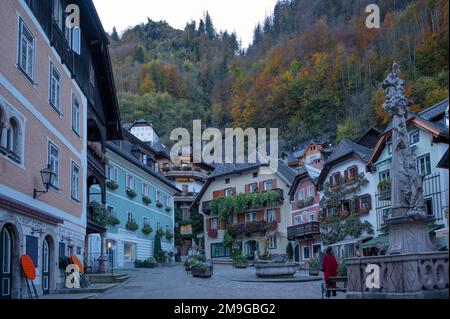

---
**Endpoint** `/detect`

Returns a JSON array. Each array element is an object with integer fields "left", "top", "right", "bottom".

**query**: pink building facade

[
  {"left": 287, "top": 165, "right": 322, "bottom": 267},
  {"left": 0, "top": 0, "right": 121, "bottom": 299}
]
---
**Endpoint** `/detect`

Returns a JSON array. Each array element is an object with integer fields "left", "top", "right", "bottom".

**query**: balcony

[
  {"left": 175, "top": 192, "right": 198, "bottom": 202},
  {"left": 287, "top": 221, "right": 320, "bottom": 240},
  {"left": 227, "top": 221, "right": 278, "bottom": 237},
  {"left": 162, "top": 165, "right": 208, "bottom": 180},
  {"left": 88, "top": 142, "right": 107, "bottom": 176},
  {"left": 202, "top": 188, "right": 284, "bottom": 215},
  {"left": 86, "top": 203, "right": 107, "bottom": 234}
]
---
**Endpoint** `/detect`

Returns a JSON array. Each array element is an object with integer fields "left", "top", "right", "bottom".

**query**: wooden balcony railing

[{"left": 287, "top": 221, "right": 320, "bottom": 240}]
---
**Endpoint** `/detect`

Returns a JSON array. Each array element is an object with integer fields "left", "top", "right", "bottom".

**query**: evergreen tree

[
  {"left": 111, "top": 26, "right": 119, "bottom": 41},
  {"left": 205, "top": 11, "right": 215, "bottom": 39}
]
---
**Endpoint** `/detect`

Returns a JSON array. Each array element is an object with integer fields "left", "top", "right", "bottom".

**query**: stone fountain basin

[{"left": 255, "top": 262, "right": 297, "bottom": 278}]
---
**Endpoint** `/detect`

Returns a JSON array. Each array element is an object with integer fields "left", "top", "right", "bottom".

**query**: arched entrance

[
  {"left": 42, "top": 237, "right": 50, "bottom": 295},
  {"left": 0, "top": 225, "right": 12, "bottom": 299},
  {"left": 244, "top": 240, "right": 259, "bottom": 258}
]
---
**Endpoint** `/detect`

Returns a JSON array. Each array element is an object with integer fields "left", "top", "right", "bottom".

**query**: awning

[
  {"left": 361, "top": 225, "right": 443, "bottom": 249},
  {"left": 361, "top": 234, "right": 389, "bottom": 249},
  {"left": 329, "top": 236, "right": 372, "bottom": 247}
]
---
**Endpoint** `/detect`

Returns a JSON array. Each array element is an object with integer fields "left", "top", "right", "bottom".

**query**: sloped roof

[
  {"left": 419, "top": 98, "right": 448, "bottom": 121},
  {"left": 288, "top": 164, "right": 322, "bottom": 199},
  {"left": 325, "top": 139, "right": 372, "bottom": 165}
]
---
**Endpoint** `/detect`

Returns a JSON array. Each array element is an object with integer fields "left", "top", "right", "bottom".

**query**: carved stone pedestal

[
  {"left": 346, "top": 252, "right": 449, "bottom": 299},
  {"left": 386, "top": 216, "right": 435, "bottom": 254}
]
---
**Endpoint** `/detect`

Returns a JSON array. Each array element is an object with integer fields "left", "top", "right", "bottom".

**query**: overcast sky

[{"left": 92, "top": 0, "right": 278, "bottom": 48}]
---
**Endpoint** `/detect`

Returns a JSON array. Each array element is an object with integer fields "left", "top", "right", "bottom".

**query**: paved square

[{"left": 98, "top": 264, "right": 346, "bottom": 299}]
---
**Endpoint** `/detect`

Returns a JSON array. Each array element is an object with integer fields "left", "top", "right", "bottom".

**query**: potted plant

[
  {"left": 156, "top": 201, "right": 163, "bottom": 208},
  {"left": 232, "top": 250, "right": 248, "bottom": 268},
  {"left": 135, "top": 257, "right": 157, "bottom": 268},
  {"left": 106, "top": 180, "right": 119, "bottom": 190},
  {"left": 126, "top": 189, "right": 137, "bottom": 199},
  {"left": 165, "top": 230, "right": 173, "bottom": 241},
  {"left": 338, "top": 259, "right": 347, "bottom": 277},
  {"left": 156, "top": 228, "right": 165, "bottom": 239},
  {"left": 108, "top": 215, "right": 120, "bottom": 227},
  {"left": 165, "top": 206, "right": 171, "bottom": 212},
  {"left": 308, "top": 257, "right": 320, "bottom": 276},
  {"left": 126, "top": 219, "right": 139, "bottom": 231},
  {"left": 184, "top": 259, "right": 192, "bottom": 271},
  {"left": 142, "top": 196, "right": 152, "bottom": 205},
  {"left": 191, "top": 262, "right": 213, "bottom": 278},
  {"left": 142, "top": 224, "right": 153, "bottom": 235}
]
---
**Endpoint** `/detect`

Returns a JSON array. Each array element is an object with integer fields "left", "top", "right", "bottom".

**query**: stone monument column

[{"left": 382, "top": 63, "right": 435, "bottom": 254}]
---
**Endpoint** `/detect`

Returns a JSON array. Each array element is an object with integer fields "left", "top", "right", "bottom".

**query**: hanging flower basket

[
  {"left": 142, "top": 196, "right": 152, "bottom": 205},
  {"left": 106, "top": 180, "right": 119, "bottom": 190},
  {"left": 126, "top": 189, "right": 137, "bottom": 199},
  {"left": 142, "top": 225, "right": 153, "bottom": 235},
  {"left": 126, "top": 220, "right": 139, "bottom": 231}
]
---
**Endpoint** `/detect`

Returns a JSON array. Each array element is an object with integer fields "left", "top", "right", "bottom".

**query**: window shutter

[
  {"left": 367, "top": 194, "right": 372, "bottom": 210},
  {"left": 256, "top": 211, "right": 264, "bottom": 221},
  {"left": 336, "top": 172, "right": 341, "bottom": 185},
  {"left": 259, "top": 182, "right": 264, "bottom": 191},
  {"left": 217, "top": 219, "right": 222, "bottom": 230},
  {"left": 272, "top": 179, "right": 277, "bottom": 188},
  {"left": 206, "top": 219, "right": 211, "bottom": 231},
  {"left": 237, "top": 213, "right": 245, "bottom": 224},
  {"left": 329, "top": 176, "right": 333, "bottom": 187},
  {"left": 354, "top": 197, "right": 360, "bottom": 213},
  {"left": 275, "top": 208, "right": 281, "bottom": 222},
  {"left": 245, "top": 184, "right": 250, "bottom": 193},
  {"left": 344, "top": 169, "right": 348, "bottom": 182},
  {"left": 354, "top": 165, "right": 359, "bottom": 176},
  {"left": 232, "top": 187, "right": 237, "bottom": 195},
  {"left": 213, "top": 190, "right": 222, "bottom": 198}
]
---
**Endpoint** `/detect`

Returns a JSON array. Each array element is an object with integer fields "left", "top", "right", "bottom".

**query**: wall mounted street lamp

[{"left": 33, "top": 165, "right": 57, "bottom": 199}]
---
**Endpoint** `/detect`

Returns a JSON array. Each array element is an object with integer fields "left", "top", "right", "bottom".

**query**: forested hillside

[{"left": 109, "top": 0, "right": 448, "bottom": 149}]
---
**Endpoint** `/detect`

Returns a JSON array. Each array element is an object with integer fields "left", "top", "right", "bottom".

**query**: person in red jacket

[{"left": 322, "top": 246, "right": 339, "bottom": 297}]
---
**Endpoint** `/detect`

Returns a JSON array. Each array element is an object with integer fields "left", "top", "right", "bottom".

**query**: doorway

[
  {"left": 0, "top": 226, "right": 12, "bottom": 299},
  {"left": 42, "top": 237, "right": 50, "bottom": 295}
]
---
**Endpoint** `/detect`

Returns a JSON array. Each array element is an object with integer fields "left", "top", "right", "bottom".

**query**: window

[
  {"left": 359, "top": 195, "right": 371, "bottom": 211},
  {"left": 263, "top": 180, "right": 273, "bottom": 190},
  {"left": 294, "top": 215, "right": 302, "bottom": 225},
  {"left": 382, "top": 208, "right": 390, "bottom": 222},
  {"left": 341, "top": 200, "right": 351, "bottom": 213},
  {"left": 386, "top": 136, "right": 393, "bottom": 155},
  {"left": 126, "top": 173, "right": 135, "bottom": 191},
  {"left": 309, "top": 213, "right": 315, "bottom": 221},
  {"left": 69, "top": 27, "right": 81, "bottom": 55},
  {"left": 409, "top": 130, "right": 420, "bottom": 145},
  {"left": 71, "top": 162, "right": 80, "bottom": 201},
  {"left": 225, "top": 178, "right": 230, "bottom": 184},
  {"left": 303, "top": 246, "right": 310, "bottom": 259},
  {"left": 424, "top": 198, "right": 433, "bottom": 216},
  {"left": 71, "top": 94, "right": 80, "bottom": 135},
  {"left": 142, "top": 153, "right": 148, "bottom": 165},
  {"left": 143, "top": 217, "right": 149, "bottom": 226},
  {"left": 417, "top": 154, "right": 431, "bottom": 176},
  {"left": 379, "top": 170, "right": 390, "bottom": 181},
  {"left": 225, "top": 188, "right": 233, "bottom": 197},
  {"left": 157, "top": 221, "right": 161, "bottom": 230},
  {"left": 49, "top": 63, "right": 61, "bottom": 112},
  {"left": 327, "top": 207, "right": 335, "bottom": 218},
  {"left": 245, "top": 212, "right": 257, "bottom": 222},
  {"left": 26, "top": 235, "right": 38, "bottom": 265},
  {"left": 249, "top": 183, "right": 257, "bottom": 193},
  {"left": 266, "top": 209, "right": 276, "bottom": 222},
  {"left": 331, "top": 173, "right": 340, "bottom": 187},
  {"left": 165, "top": 225, "right": 170, "bottom": 232},
  {"left": 127, "top": 212, "right": 134, "bottom": 222},
  {"left": 253, "top": 172, "right": 258, "bottom": 178},
  {"left": 156, "top": 190, "right": 161, "bottom": 203},
  {"left": 182, "top": 184, "right": 189, "bottom": 193},
  {"left": 298, "top": 188, "right": 305, "bottom": 201},
  {"left": 210, "top": 218, "right": 218, "bottom": 230},
  {"left": 53, "top": 0, "right": 63, "bottom": 30},
  {"left": 6, "top": 117, "right": 21, "bottom": 161},
  {"left": 106, "top": 164, "right": 118, "bottom": 182},
  {"left": 18, "top": 18, "right": 35, "bottom": 81},
  {"left": 268, "top": 236, "right": 277, "bottom": 249},
  {"left": 48, "top": 141, "right": 60, "bottom": 188},
  {"left": 106, "top": 205, "right": 114, "bottom": 217},
  {"left": 59, "top": 242, "right": 66, "bottom": 259},
  {"left": 142, "top": 182, "right": 149, "bottom": 197},
  {"left": 348, "top": 166, "right": 357, "bottom": 179},
  {"left": 306, "top": 185, "right": 314, "bottom": 198},
  {"left": 313, "top": 244, "right": 321, "bottom": 257}
]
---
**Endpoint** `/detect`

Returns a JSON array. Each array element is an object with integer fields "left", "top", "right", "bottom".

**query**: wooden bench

[{"left": 321, "top": 276, "right": 347, "bottom": 299}]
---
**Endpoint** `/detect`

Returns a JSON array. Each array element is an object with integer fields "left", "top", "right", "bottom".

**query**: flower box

[
  {"left": 207, "top": 229, "right": 218, "bottom": 239},
  {"left": 191, "top": 262, "right": 213, "bottom": 278},
  {"left": 142, "top": 225, "right": 153, "bottom": 235},
  {"left": 106, "top": 180, "right": 119, "bottom": 190},
  {"left": 126, "top": 189, "right": 137, "bottom": 199},
  {"left": 126, "top": 220, "right": 139, "bottom": 231},
  {"left": 142, "top": 196, "right": 152, "bottom": 205},
  {"left": 156, "top": 201, "right": 163, "bottom": 208}
]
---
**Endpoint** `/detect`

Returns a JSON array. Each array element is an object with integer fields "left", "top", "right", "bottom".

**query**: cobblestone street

[{"left": 98, "top": 264, "right": 346, "bottom": 299}]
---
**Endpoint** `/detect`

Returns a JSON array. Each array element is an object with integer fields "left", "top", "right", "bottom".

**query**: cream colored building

[{"left": 193, "top": 161, "right": 297, "bottom": 260}]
